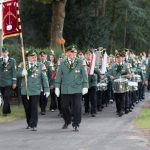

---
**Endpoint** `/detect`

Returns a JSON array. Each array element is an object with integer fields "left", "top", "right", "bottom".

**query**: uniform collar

[{"left": 29, "top": 62, "right": 37, "bottom": 67}]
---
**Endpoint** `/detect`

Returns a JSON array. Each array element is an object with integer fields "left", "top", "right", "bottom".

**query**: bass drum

[{"left": 113, "top": 78, "right": 128, "bottom": 93}]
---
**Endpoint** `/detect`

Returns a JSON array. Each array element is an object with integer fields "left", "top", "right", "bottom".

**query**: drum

[
  {"left": 132, "top": 75, "right": 141, "bottom": 82},
  {"left": 113, "top": 78, "right": 128, "bottom": 93},
  {"left": 128, "top": 81, "right": 138, "bottom": 91},
  {"left": 97, "top": 83, "right": 107, "bottom": 91}
]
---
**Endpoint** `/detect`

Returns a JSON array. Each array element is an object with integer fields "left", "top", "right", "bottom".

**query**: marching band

[{"left": 0, "top": 45, "right": 150, "bottom": 132}]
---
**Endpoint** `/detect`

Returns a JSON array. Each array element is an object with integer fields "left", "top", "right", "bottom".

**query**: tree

[{"left": 35, "top": 0, "right": 67, "bottom": 51}]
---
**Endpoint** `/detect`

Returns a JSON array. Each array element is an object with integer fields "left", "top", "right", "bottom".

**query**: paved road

[{"left": 0, "top": 93, "right": 150, "bottom": 150}]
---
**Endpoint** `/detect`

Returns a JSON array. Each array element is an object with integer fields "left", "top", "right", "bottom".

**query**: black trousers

[
  {"left": 114, "top": 93, "right": 125, "bottom": 113},
  {"left": 0, "top": 86, "right": 11, "bottom": 114},
  {"left": 22, "top": 95, "right": 39, "bottom": 128},
  {"left": 57, "top": 96, "right": 62, "bottom": 114},
  {"left": 39, "top": 92, "right": 47, "bottom": 112},
  {"left": 125, "top": 92, "right": 130, "bottom": 111},
  {"left": 61, "top": 93, "right": 82, "bottom": 127},
  {"left": 97, "top": 90, "right": 107, "bottom": 110},
  {"left": 84, "top": 86, "right": 97, "bottom": 114},
  {"left": 50, "top": 88, "right": 57, "bottom": 110}
]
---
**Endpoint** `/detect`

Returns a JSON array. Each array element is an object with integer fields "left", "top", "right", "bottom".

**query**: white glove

[
  {"left": 44, "top": 92, "right": 50, "bottom": 98},
  {"left": 55, "top": 88, "right": 60, "bottom": 97},
  {"left": 22, "top": 69, "right": 27, "bottom": 76},
  {"left": 0, "top": 93, "right": 2, "bottom": 106},
  {"left": 82, "top": 88, "right": 88, "bottom": 95}
]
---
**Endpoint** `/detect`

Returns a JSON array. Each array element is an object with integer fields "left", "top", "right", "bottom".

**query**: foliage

[{"left": 4, "top": 0, "right": 150, "bottom": 55}]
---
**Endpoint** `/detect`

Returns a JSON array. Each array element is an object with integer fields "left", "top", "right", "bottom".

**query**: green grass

[
  {"left": 136, "top": 108, "right": 150, "bottom": 129},
  {"left": 0, "top": 105, "right": 25, "bottom": 123}
]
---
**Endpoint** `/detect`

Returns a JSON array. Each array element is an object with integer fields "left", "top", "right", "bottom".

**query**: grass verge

[
  {"left": 0, "top": 105, "right": 25, "bottom": 123},
  {"left": 135, "top": 108, "right": 150, "bottom": 129}
]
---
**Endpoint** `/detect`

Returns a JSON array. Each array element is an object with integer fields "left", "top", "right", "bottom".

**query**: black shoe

[
  {"left": 118, "top": 112, "right": 123, "bottom": 117},
  {"left": 129, "top": 109, "right": 132, "bottom": 112},
  {"left": 91, "top": 114, "right": 96, "bottom": 117},
  {"left": 62, "top": 123, "right": 68, "bottom": 129},
  {"left": 125, "top": 110, "right": 129, "bottom": 114},
  {"left": 26, "top": 125, "right": 31, "bottom": 129},
  {"left": 83, "top": 112, "right": 89, "bottom": 115},
  {"left": 31, "top": 127, "right": 37, "bottom": 131},
  {"left": 136, "top": 101, "right": 139, "bottom": 104},
  {"left": 40, "top": 112, "right": 46, "bottom": 115}
]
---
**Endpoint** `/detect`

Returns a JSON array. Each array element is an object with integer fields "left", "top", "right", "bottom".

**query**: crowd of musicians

[{"left": 0, "top": 45, "right": 150, "bottom": 132}]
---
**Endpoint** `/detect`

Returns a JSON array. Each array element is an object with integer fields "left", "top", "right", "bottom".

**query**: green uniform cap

[
  {"left": 66, "top": 44, "right": 77, "bottom": 52},
  {"left": 39, "top": 51, "right": 47, "bottom": 56},
  {"left": 115, "top": 50, "right": 125, "bottom": 57},
  {"left": 2, "top": 46, "right": 8, "bottom": 52},
  {"left": 26, "top": 49, "right": 37, "bottom": 57},
  {"left": 84, "top": 49, "right": 93, "bottom": 54}
]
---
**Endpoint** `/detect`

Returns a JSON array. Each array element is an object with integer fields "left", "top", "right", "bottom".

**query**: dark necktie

[{"left": 30, "top": 63, "right": 34, "bottom": 70}]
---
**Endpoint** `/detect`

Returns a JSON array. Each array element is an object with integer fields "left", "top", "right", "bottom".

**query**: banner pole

[
  {"left": 0, "top": 1, "right": 3, "bottom": 56},
  {"left": 20, "top": 33, "right": 29, "bottom": 100},
  {"left": 0, "top": 29, "right": 3, "bottom": 56}
]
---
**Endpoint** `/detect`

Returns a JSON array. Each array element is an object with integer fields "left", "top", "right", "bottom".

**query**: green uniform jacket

[
  {"left": 18, "top": 62, "right": 49, "bottom": 96},
  {"left": 0, "top": 57, "right": 17, "bottom": 87},
  {"left": 107, "top": 62, "right": 130, "bottom": 79},
  {"left": 55, "top": 57, "right": 88, "bottom": 94},
  {"left": 146, "top": 58, "right": 150, "bottom": 80}
]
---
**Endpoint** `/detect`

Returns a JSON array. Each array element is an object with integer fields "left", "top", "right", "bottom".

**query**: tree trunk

[
  {"left": 102, "top": 0, "right": 107, "bottom": 16},
  {"left": 50, "top": 0, "right": 67, "bottom": 51}
]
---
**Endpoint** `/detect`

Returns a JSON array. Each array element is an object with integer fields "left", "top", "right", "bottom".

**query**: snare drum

[
  {"left": 132, "top": 75, "right": 141, "bottom": 82},
  {"left": 113, "top": 78, "right": 128, "bottom": 93},
  {"left": 128, "top": 81, "right": 138, "bottom": 91},
  {"left": 97, "top": 83, "right": 107, "bottom": 91}
]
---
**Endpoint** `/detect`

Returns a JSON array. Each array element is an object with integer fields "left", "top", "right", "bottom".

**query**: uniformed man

[
  {"left": 39, "top": 51, "right": 51, "bottom": 115},
  {"left": 18, "top": 49, "right": 50, "bottom": 131},
  {"left": 0, "top": 46, "right": 17, "bottom": 116},
  {"left": 107, "top": 50, "right": 131, "bottom": 117},
  {"left": 55, "top": 44, "right": 88, "bottom": 131},
  {"left": 84, "top": 49, "right": 100, "bottom": 117}
]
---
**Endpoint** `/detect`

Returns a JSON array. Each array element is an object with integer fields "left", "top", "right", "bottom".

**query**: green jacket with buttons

[
  {"left": 55, "top": 57, "right": 88, "bottom": 94},
  {"left": 17, "top": 61, "right": 50, "bottom": 96},
  {"left": 107, "top": 62, "right": 130, "bottom": 79},
  {"left": 0, "top": 57, "right": 17, "bottom": 87}
]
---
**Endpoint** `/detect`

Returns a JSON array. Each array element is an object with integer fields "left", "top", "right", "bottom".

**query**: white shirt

[
  {"left": 3, "top": 56, "right": 9, "bottom": 63},
  {"left": 29, "top": 62, "right": 37, "bottom": 69},
  {"left": 68, "top": 58, "right": 74, "bottom": 64}
]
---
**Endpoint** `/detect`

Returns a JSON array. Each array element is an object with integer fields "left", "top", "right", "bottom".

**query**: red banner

[{"left": 2, "top": 0, "right": 21, "bottom": 39}]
